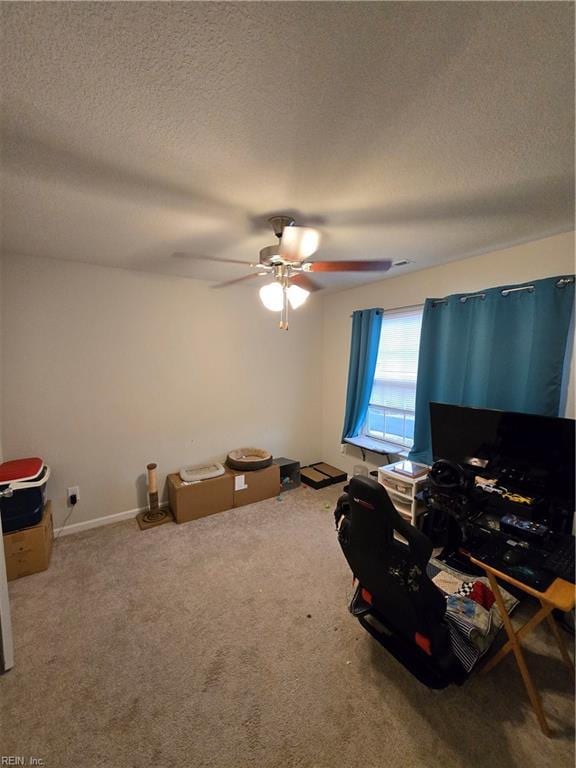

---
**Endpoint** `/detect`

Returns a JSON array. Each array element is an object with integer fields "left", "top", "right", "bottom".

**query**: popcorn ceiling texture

[{"left": 0, "top": 2, "right": 574, "bottom": 289}]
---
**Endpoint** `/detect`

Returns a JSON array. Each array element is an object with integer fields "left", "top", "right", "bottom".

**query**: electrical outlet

[{"left": 67, "top": 486, "right": 80, "bottom": 506}]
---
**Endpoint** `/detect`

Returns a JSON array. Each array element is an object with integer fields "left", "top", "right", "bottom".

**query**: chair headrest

[
  {"left": 348, "top": 474, "right": 398, "bottom": 517},
  {"left": 346, "top": 474, "right": 432, "bottom": 565}
]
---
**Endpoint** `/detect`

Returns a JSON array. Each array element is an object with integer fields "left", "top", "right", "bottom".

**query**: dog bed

[{"left": 226, "top": 447, "right": 272, "bottom": 471}]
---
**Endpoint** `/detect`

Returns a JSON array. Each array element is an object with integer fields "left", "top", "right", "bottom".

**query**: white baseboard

[{"left": 53, "top": 501, "right": 169, "bottom": 538}]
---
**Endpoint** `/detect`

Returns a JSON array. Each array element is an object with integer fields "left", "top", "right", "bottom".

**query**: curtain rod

[
  {"left": 431, "top": 277, "right": 574, "bottom": 306},
  {"left": 348, "top": 278, "right": 575, "bottom": 313},
  {"left": 349, "top": 303, "right": 422, "bottom": 318}
]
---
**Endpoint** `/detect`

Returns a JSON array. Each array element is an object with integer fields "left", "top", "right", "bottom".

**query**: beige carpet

[{"left": 1, "top": 484, "right": 574, "bottom": 767}]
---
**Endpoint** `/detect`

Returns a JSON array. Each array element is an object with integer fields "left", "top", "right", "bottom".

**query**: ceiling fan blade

[
  {"left": 211, "top": 273, "right": 266, "bottom": 289},
  {"left": 305, "top": 259, "right": 392, "bottom": 272},
  {"left": 290, "top": 273, "right": 323, "bottom": 293},
  {"left": 279, "top": 226, "right": 321, "bottom": 261},
  {"left": 172, "top": 252, "right": 255, "bottom": 267}
]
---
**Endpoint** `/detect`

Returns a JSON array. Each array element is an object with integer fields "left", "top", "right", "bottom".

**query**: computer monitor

[{"left": 429, "top": 402, "right": 575, "bottom": 508}]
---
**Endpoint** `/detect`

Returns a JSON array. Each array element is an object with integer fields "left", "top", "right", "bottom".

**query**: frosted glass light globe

[
  {"left": 259, "top": 282, "right": 284, "bottom": 311},
  {"left": 287, "top": 284, "right": 310, "bottom": 309}
]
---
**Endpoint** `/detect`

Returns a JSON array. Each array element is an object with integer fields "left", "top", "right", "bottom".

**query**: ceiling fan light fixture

[
  {"left": 259, "top": 281, "right": 284, "bottom": 311},
  {"left": 286, "top": 284, "right": 310, "bottom": 309}
]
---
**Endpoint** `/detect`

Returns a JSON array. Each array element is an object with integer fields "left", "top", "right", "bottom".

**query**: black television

[{"left": 429, "top": 402, "right": 575, "bottom": 509}]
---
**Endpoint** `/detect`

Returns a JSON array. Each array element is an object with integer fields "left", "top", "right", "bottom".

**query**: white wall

[
  {"left": 320, "top": 231, "right": 576, "bottom": 476},
  {"left": 2, "top": 255, "right": 323, "bottom": 527}
]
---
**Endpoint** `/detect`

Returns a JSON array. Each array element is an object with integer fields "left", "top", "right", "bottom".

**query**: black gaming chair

[{"left": 335, "top": 475, "right": 466, "bottom": 688}]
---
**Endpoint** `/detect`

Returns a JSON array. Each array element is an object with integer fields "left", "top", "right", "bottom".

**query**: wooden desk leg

[
  {"left": 483, "top": 603, "right": 552, "bottom": 674},
  {"left": 545, "top": 610, "right": 575, "bottom": 679},
  {"left": 486, "top": 572, "right": 551, "bottom": 737}
]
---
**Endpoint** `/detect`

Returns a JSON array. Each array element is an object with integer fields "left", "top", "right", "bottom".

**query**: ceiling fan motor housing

[{"left": 259, "top": 244, "right": 291, "bottom": 267}]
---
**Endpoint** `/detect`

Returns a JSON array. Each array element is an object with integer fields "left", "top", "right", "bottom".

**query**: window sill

[{"left": 343, "top": 435, "right": 410, "bottom": 458}]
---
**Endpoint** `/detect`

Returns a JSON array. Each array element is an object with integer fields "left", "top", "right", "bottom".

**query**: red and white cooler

[{"left": 0, "top": 458, "right": 50, "bottom": 533}]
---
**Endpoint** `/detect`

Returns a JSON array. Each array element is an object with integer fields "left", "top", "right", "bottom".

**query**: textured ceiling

[{"left": 1, "top": 2, "right": 574, "bottom": 291}]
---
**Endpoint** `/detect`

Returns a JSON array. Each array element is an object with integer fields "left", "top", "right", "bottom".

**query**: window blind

[
  {"left": 364, "top": 305, "right": 424, "bottom": 447},
  {"left": 370, "top": 306, "right": 423, "bottom": 410}
]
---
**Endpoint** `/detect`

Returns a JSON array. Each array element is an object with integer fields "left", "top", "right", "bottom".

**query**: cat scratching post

[{"left": 137, "top": 462, "right": 172, "bottom": 530}]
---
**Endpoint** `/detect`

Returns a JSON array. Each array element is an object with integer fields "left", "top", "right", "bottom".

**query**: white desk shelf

[{"left": 378, "top": 461, "right": 430, "bottom": 526}]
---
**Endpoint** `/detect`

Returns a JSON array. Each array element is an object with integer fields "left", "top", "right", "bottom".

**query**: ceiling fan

[{"left": 180, "top": 215, "right": 392, "bottom": 330}]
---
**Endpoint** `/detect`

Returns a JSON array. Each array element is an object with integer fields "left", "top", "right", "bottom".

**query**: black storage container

[{"left": 274, "top": 457, "right": 301, "bottom": 491}]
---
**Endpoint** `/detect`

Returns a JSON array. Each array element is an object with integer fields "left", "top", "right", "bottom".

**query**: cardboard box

[
  {"left": 167, "top": 471, "right": 234, "bottom": 524},
  {"left": 300, "top": 466, "right": 333, "bottom": 489},
  {"left": 231, "top": 464, "right": 280, "bottom": 507},
  {"left": 3, "top": 501, "right": 53, "bottom": 581},
  {"left": 310, "top": 462, "right": 348, "bottom": 484}
]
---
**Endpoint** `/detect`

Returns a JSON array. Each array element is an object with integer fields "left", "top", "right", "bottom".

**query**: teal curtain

[
  {"left": 409, "top": 275, "right": 575, "bottom": 464},
  {"left": 341, "top": 308, "right": 383, "bottom": 440}
]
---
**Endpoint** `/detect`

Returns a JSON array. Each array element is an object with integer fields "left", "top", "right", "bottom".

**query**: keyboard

[
  {"left": 461, "top": 530, "right": 555, "bottom": 592},
  {"left": 542, "top": 536, "right": 575, "bottom": 584}
]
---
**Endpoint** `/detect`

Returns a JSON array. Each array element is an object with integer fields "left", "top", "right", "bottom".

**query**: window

[{"left": 362, "top": 305, "right": 424, "bottom": 448}]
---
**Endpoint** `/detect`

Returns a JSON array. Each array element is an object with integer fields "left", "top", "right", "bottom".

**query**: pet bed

[
  {"left": 179, "top": 462, "right": 225, "bottom": 483},
  {"left": 226, "top": 447, "right": 272, "bottom": 471}
]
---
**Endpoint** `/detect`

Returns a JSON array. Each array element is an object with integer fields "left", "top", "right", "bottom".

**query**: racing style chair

[{"left": 335, "top": 475, "right": 466, "bottom": 689}]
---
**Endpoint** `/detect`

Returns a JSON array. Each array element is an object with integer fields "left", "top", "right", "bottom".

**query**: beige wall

[
  {"left": 320, "top": 231, "right": 575, "bottom": 476},
  {"left": 2, "top": 233, "right": 574, "bottom": 528},
  {"left": 2, "top": 255, "right": 323, "bottom": 527}
]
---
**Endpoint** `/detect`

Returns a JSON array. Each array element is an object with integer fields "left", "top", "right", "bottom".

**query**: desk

[{"left": 470, "top": 556, "right": 575, "bottom": 737}]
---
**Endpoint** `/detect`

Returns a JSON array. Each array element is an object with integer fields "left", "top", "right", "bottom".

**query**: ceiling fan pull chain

[{"left": 284, "top": 286, "right": 289, "bottom": 330}]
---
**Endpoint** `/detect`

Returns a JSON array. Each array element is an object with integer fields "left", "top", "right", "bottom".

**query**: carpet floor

[{"left": 1, "top": 484, "right": 574, "bottom": 768}]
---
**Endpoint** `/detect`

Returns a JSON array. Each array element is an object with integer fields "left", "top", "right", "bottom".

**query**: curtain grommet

[{"left": 460, "top": 293, "right": 486, "bottom": 303}]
